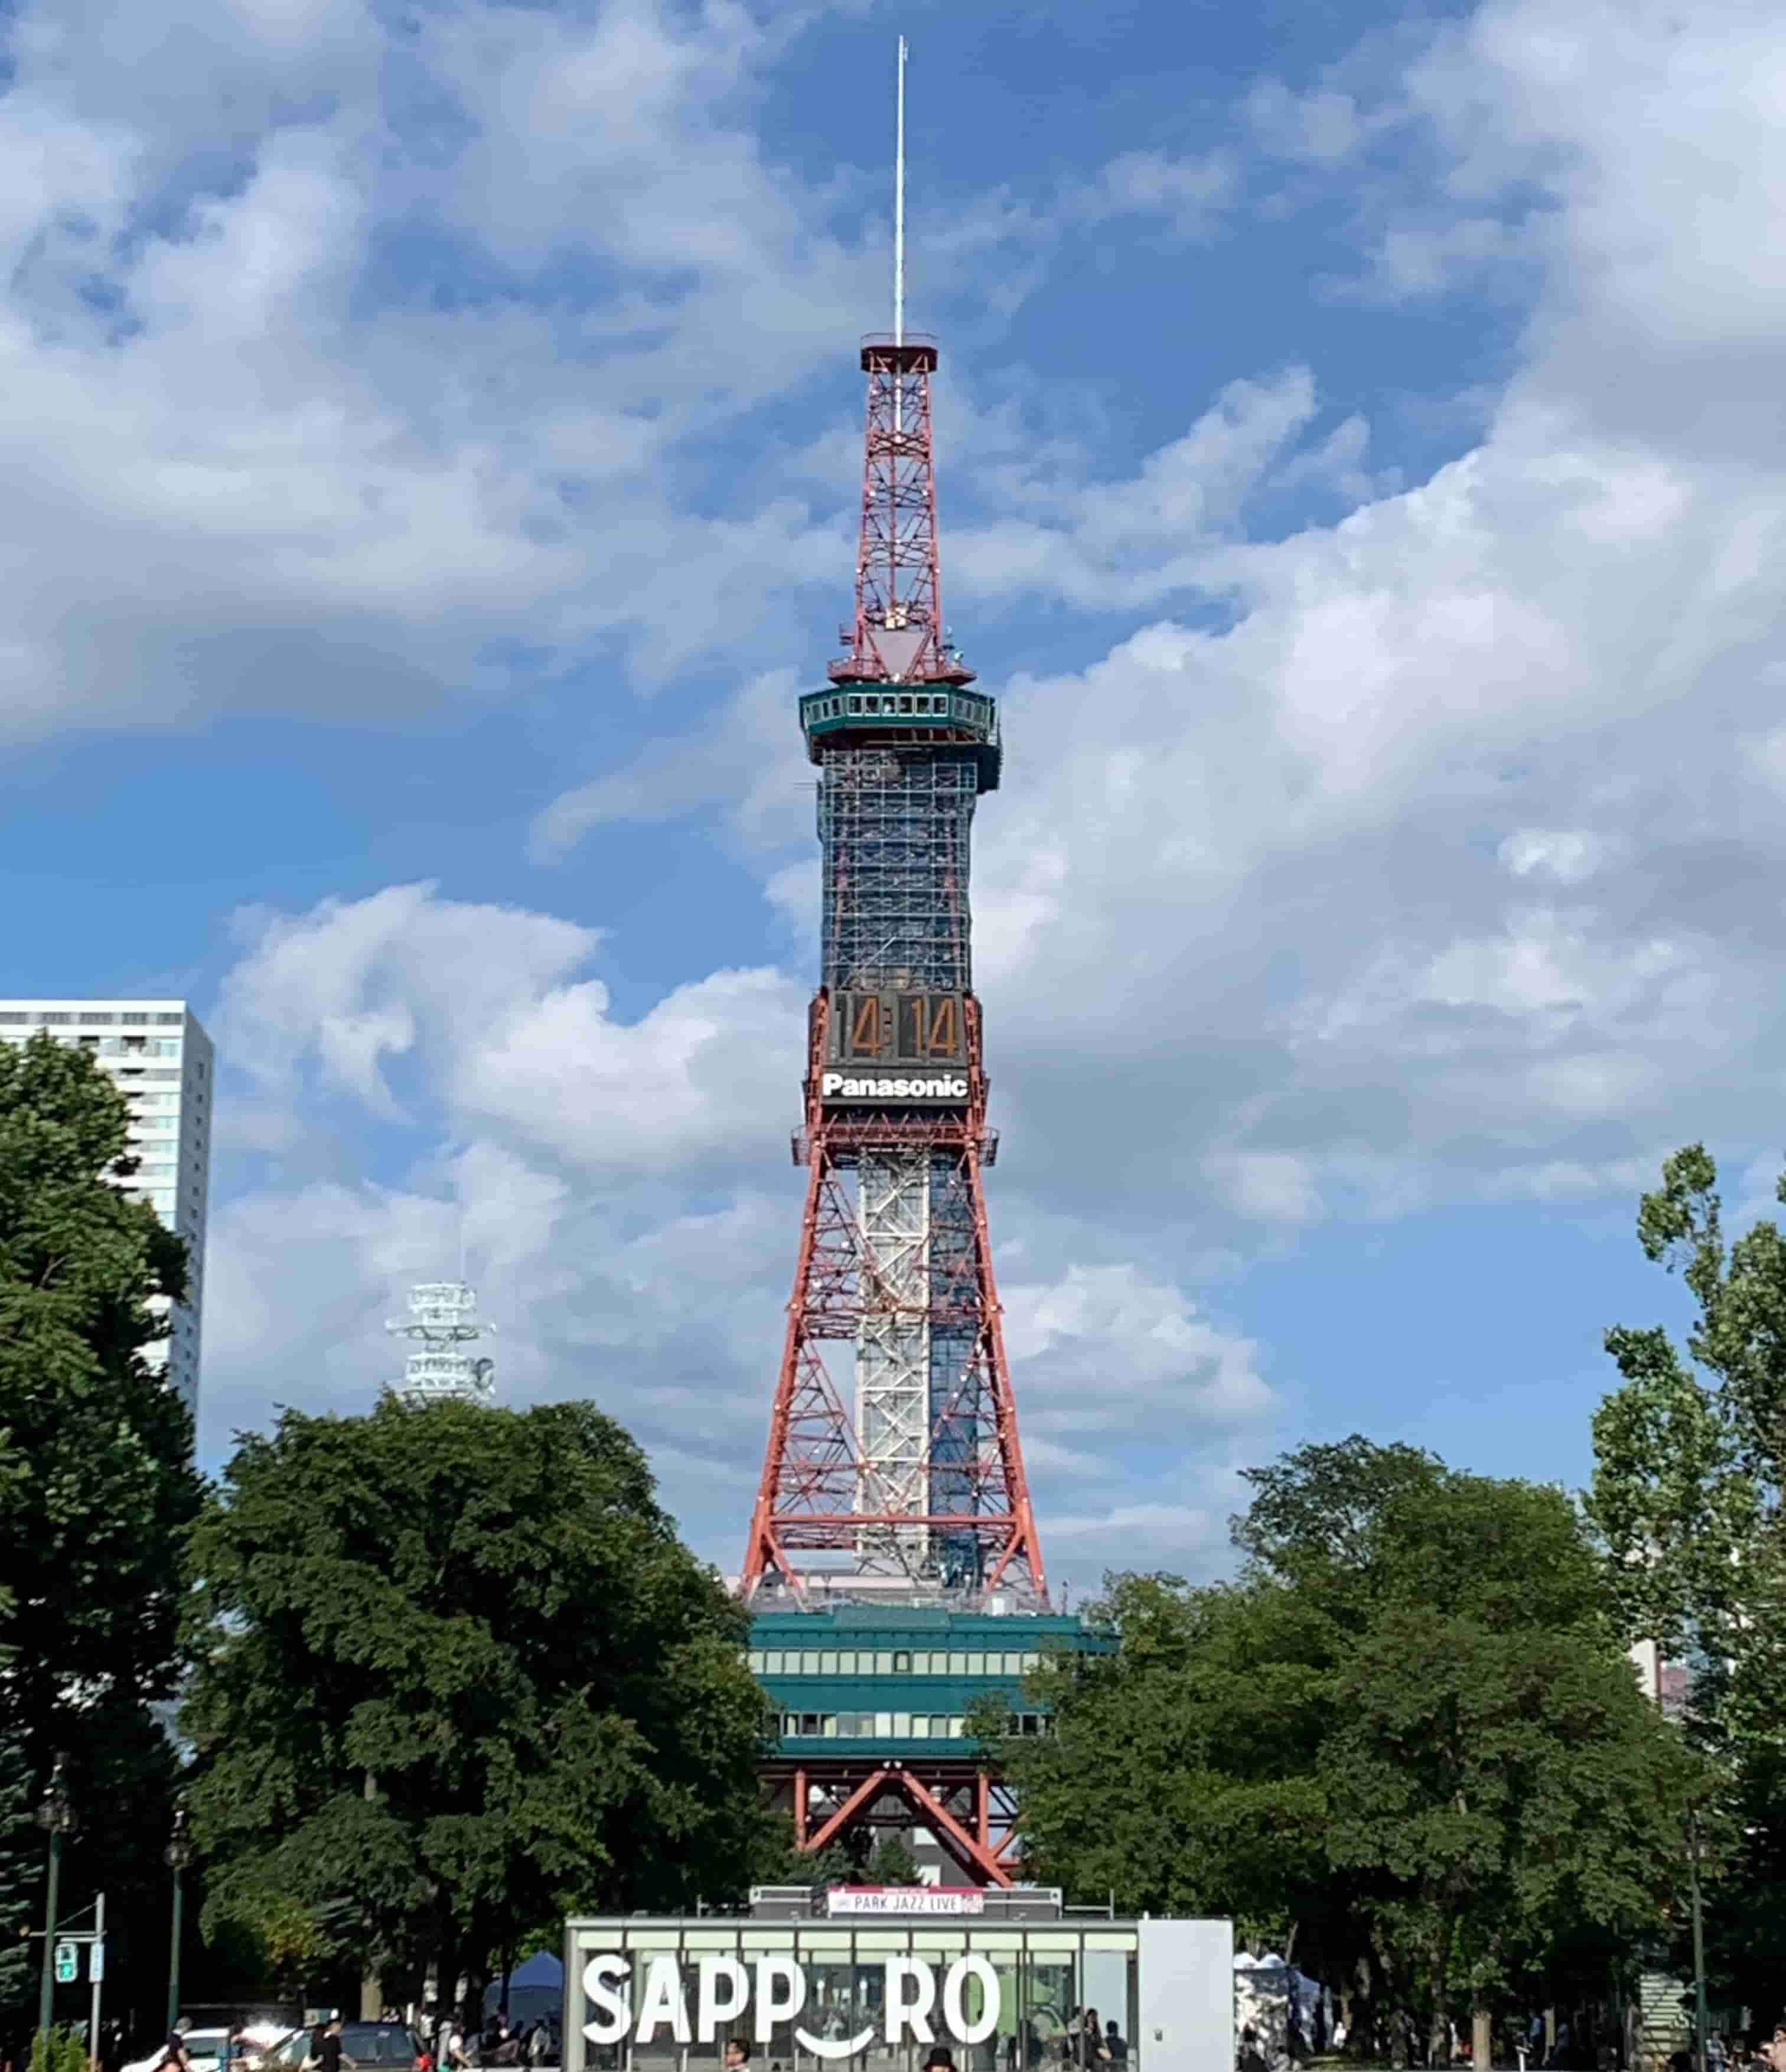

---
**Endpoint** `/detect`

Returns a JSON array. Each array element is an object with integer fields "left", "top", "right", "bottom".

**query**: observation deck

[
  {"left": 752, "top": 1605, "right": 1096, "bottom": 1759},
  {"left": 800, "top": 683, "right": 1002, "bottom": 792},
  {"left": 859, "top": 329, "right": 939, "bottom": 372}
]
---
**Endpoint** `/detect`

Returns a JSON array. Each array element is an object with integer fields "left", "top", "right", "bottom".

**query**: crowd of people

[{"left": 423, "top": 2014, "right": 555, "bottom": 2070}]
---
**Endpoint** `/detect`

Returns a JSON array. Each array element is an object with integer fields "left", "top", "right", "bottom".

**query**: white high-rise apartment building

[{"left": 0, "top": 998, "right": 213, "bottom": 1419}]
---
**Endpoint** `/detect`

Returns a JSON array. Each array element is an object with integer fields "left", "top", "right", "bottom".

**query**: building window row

[
  {"left": 750, "top": 1647, "right": 1042, "bottom": 1677},
  {"left": 0, "top": 1011, "right": 181, "bottom": 1026},
  {"left": 1, "top": 1036, "right": 184, "bottom": 1067},
  {"left": 809, "top": 693, "right": 994, "bottom": 726},
  {"left": 775, "top": 1711, "right": 1051, "bottom": 1739}
]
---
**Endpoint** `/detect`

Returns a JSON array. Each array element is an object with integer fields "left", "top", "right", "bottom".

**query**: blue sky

[{"left": 3, "top": 0, "right": 1778, "bottom": 1594}]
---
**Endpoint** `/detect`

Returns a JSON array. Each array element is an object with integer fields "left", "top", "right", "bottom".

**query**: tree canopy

[
  {"left": 0, "top": 1032, "right": 201, "bottom": 1742},
  {"left": 0, "top": 1032, "right": 204, "bottom": 2038},
  {"left": 995, "top": 1439, "right": 1691, "bottom": 2064},
  {"left": 1589, "top": 1143, "right": 1786, "bottom": 2007},
  {"left": 182, "top": 1394, "right": 775, "bottom": 2014}
]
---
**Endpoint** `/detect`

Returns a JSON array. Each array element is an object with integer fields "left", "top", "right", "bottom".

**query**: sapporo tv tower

[
  {"left": 742, "top": 40, "right": 1046, "bottom": 1617},
  {"left": 739, "top": 43, "right": 1087, "bottom": 1883}
]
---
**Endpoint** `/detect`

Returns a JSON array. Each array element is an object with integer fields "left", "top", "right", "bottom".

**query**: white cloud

[
  {"left": 1498, "top": 829, "right": 1616, "bottom": 883},
  {"left": 1079, "top": 149, "right": 1239, "bottom": 238},
  {"left": 216, "top": 881, "right": 805, "bottom": 1172},
  {"left": 81, "top": 0, "right": 1786, "bottom": 1583},
  {"left": 0, "top": 0, "right": 889, "bottom": 742},
  {"left": 531, "top": 667, "right": 812, "bottom": 861},
  {"left": 947, "top": 371, "right": 1321, "bottom": 615},
  {"left": 1420, "top": 908, "right": 1677, "bottom": 1023},
  {"left": 1003, "top": 1263, "right": 1274, "bottom": 1429},
  {"left": 1247, "top": 80, "right": 1402, "bottom": 167},
  {"left": 1205, "top": 1153, "right": 1326, "bottom": 1226},
  {"left": 201, "top": 881, "right": 1278, "bottom": 1589}
]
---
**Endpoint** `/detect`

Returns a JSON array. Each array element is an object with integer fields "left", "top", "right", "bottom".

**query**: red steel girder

[
  {"left": 741, "top": 991, "right": 1047, "bottom": 1607},
  {"left": 791, "top": 1761, "right": 1014, "bottom": 1888},
  {"left": 829, "top": 338, "right": 972, "bottom": 688},
  {"left": 804, "top": 1767, "right": 899, "bottom": 1857}
]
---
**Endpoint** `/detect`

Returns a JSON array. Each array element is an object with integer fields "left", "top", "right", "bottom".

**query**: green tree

[
  {"left": 0, "top": 1702, "right": 35, "bottom": 2014},
  {"left": 183, "top": 1395, "right": 775, "bottom": 2016},
  {"left": 864, "top": 1836, "right": 921, "bottom": 1886},
  {"left": 1322, "top": 1606, "right": 1691, "bottom": 2062},
  {"left": 0, "top": 1033, "right": 204, "bottom": 2035},
  {"left": 1588, "top": 1144, "right": 1786, "bottom": 2007},
  {"left": 976, "top": 1572, "right": 1331, "bottom": 1937},
  {"left": 0, "top": 1034, "right": 201, "bottom": 1750},
  {"left": 1002, "top": 1442, "right": 1689, "bottom": 2064}
]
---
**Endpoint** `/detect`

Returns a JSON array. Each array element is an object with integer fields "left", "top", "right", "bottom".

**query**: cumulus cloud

[
  {"left": 1004, "top": 1262, "right": 1274, "bottom": 1428},
  {"left": 86, "top": 0, "right": 1786, "bottom": 1587},
  {"left": 0, "top": 0, "right": 886, "bottom": 743},
  {"left": 1204, "top": 1154, "right": 1327, "bottom": 1226},
  {"left": 200, "top": 884, "right": 1268, "bottom": 1589},
  {"left": 580, "top": 0, "right": 1786, "bottom": 1260},
  {"left": 215, "top": 881, "right": 806, "bottom": 1172},
  {"left": 1498, "top": 830, "right": 1618, "bottom": 884},
  {"left": 1078, "top": 149, "right": 1239, "bottom": 238}
]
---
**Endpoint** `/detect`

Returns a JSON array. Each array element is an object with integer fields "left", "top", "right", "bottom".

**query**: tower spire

[
  {"left": 827, "top": 37, "right": 971, "bottom": 690},
  {"left": 894, "top": 34, "right": 906, "bottom": 352}
]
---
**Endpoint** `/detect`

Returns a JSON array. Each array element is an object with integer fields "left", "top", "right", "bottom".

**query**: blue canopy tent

[{"left": 483, "top": 1951, "right": 563, "bottom": 2030}]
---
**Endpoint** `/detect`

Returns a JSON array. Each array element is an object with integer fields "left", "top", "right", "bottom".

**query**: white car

[{"left": 122, "top": 2031, "right": 236, "bottom": 2072}]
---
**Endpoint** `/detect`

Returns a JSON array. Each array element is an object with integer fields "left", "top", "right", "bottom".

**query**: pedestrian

[
  {"left": 317, "top": 2021, "right": 344, "bottom": 2072},
  {"left": 165, "top": 2019, "right": 195, "bottom": 2072},
  {"left": 725, "top": 2046, "right": 751, "bottom": 2072},
  {"left": 924, "top": 2051, "right": 956, "bottom": 2072},
  {"left": 1103, "top": 2024, "right": 1127, "bottom": 2068}
]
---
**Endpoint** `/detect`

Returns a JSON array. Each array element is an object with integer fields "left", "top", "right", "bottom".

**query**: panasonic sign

[
  {"left": 581, "top": 1953, "right": 999, "bottom": 2059},
  {"left": 820, "top": 1071, "right": 970, "bottom": 1104}
]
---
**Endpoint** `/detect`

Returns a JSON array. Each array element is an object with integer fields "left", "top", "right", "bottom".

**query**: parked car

[{"left": 122, "top": 2031, "right": 236, "bottom": 2072}]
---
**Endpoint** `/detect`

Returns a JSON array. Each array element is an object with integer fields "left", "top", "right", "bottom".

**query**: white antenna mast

[{"left": 894, "top": 34, "right": 907, "bottom": 349}]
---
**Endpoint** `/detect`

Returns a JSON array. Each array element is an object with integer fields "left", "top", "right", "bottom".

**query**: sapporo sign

[{"left": 581, "top": 1953, "right": 1000, "bottom": 2060}]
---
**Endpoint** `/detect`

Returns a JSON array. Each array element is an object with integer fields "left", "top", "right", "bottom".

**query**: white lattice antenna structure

[{"left": 387, "top": 1281, "right": 497, "bottom": 1407}]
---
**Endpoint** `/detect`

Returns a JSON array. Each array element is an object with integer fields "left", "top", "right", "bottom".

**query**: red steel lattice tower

[{"left": 739, "top": 314, "right": 1047, "bottom": 1610}]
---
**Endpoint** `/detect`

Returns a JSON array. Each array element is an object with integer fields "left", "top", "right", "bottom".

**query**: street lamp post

[
  {"left": 165, "top": 1796, "right": 193, "bottom": 2032},
  {"left": 35, "top": 1755, "right": 77, "bottom": 2038}
]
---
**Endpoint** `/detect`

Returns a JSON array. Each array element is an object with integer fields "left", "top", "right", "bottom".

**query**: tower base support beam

[{"left": 766, "top": 1757, "right": 1018, "bottom": 1888}]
